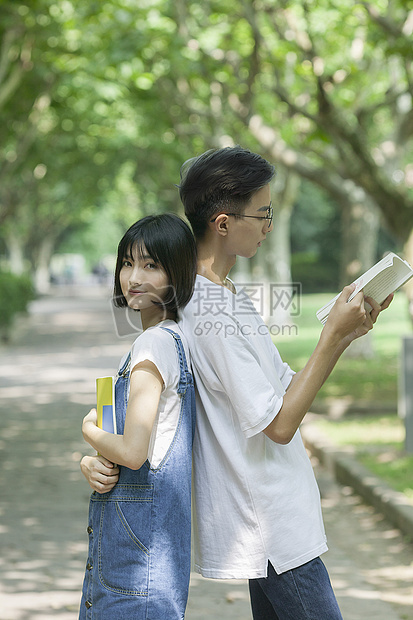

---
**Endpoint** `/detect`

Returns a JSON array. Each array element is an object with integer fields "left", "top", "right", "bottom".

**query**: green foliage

[
  {"left": 317, "top": 415, "right": 404, "bottom": 448},
  {"left": 1, "top": 0, "right": 412, "bottom": 278},
  {"left": 0, "top": 0, "right": 195, "bottom": 270},
  {"left": 58, "top": 202, "right": 134, "bottom": 267},
  {"left": 290, "top": 181, "right": 341, "bottom": 291},
  {"left": 157, "top": 0, "right": 413, "bottom": 240},
  {"left": 276, "top": 289, "right": 413, "bottom": 502},
  {"left": 276, "top": 291, "right": 412, "bottom": 401},
  {"left": 291, "top": 252, "right": 338, "bottom": 293},
  {"left": 316, "top": 415, "right": 413, "bottom": 503},
  {"left": 0, "top": 271, "right": 36, "bottom": 341},
  {"left": 361, "top": 451, "right": 413, "bottom": 502},
  {"left": 292, "top": 182, "right": 341, "bottom": 256}
]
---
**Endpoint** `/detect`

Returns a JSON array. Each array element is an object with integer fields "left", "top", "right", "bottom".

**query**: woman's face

[{"left": 119, "top": 243, "right": 171, "bottom": 313}]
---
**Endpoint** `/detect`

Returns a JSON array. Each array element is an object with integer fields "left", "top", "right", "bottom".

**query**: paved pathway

[{"left": 0, "top": 288, "right": 412, "bottom": 619}]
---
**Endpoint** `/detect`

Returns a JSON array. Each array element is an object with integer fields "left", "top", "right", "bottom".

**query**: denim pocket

[{"left": 95, "top": 484, "right": 153, "bottom": 596}]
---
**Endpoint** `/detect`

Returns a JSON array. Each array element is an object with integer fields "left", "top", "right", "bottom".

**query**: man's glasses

[{"left": 210, "top": 204, "right": 273, "bottom": 228}]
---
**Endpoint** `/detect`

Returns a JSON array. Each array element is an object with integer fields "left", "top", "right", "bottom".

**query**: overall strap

[
  {"left": 159, "top": 326, "right": 192, "bottom": 395},
  {"left": 117, "top": 351, "right": 131, "bottom": 378}
]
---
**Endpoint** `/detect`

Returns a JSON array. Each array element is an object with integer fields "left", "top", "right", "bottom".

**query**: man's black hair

[{"left": 178, "top": 145, "right": 275, "bottom": 239}]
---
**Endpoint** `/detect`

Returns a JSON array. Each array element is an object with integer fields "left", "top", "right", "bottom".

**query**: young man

[
  {"left": 175, "top": 145, "right": 391, "bottom": 619},
  {"left": 82, "top": 146, "right": 391, "bottom": 619}
]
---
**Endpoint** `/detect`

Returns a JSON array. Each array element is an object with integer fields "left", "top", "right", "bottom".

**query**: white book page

[
  {"left": 361, "top": 259, "right": 411, "bottom": 304},
  {"left": 316, "top": 253, "right": 413, "bottom": 324}
]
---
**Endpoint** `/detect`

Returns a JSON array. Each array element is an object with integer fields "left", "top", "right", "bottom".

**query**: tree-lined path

[{"left": 0, "top": 288, "right": 412, "bottom": 619}]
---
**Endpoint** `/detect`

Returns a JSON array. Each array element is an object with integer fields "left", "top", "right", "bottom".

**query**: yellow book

[{"left": 96, "top": 376, "right": 117, "bottom": 434}]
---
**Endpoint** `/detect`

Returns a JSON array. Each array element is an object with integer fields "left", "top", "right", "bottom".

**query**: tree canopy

[{"left": 1, "top": 0, "right": 412, "bottom": 281}]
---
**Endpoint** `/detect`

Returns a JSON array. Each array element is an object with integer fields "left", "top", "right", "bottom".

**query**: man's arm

[
  {"left": 318, "top": 292, "right": 393, "bottom": 384},
  {"left": 264, "top": 286, "right": 392, "bottom": 445}
]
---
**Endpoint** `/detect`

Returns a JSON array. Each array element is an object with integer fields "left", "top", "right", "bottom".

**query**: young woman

[{"left": 79, "top": 213, "right": 197, "bottom": 619}]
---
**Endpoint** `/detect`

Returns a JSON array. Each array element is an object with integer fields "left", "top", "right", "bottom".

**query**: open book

[
  {"left": 316, "top": 252, "right": 413, "bottom": 325},
  {"left": 96, "top": 376, "right": 117, "bottom": 434}
]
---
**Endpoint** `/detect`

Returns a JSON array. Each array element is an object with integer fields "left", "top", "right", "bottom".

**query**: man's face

[{"left": 227, "top": 184, "right": 273, "bottom": 258}]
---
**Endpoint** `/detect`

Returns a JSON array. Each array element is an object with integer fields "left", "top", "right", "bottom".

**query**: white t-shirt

[
  {"left": 179, "top": 275, "right": 327, "bottom": 578},
  {"left": 121, "top": 320, "right": 190, "bottom": 469}
]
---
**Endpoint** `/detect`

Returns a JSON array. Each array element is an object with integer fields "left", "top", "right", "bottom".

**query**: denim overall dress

[{"left": 79, "top": 327, "right": 196, "bottom": 619}]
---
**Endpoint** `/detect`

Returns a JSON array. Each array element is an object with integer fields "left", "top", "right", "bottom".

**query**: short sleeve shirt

[
  {"left": 179, "top": 276, "right": 327, "bottom": 578},
  {"left": 122, "top": 320, "right": 190, "bottom": 469}
]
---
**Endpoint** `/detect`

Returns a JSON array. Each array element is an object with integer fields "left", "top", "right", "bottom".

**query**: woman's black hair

[
  {"left": 178, "top": 145, "right": 275, "bottom": 239},
  {"left": 113, "top": 213, "right": 197, "bottom": 315}
]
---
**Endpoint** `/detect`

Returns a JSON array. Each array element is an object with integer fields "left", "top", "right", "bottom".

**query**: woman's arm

[
  {"left": 82, "top": 360, "right": 163, "bottom": 470},
  {"left": 80, "top": 454, "right": 120, "bottom": 493}
]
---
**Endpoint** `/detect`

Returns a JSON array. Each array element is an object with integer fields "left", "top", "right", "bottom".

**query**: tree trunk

[
  {"left": 340, "top": 196, "right": 380, "bottom": 287},
  {"left": 32, "top": 236, "right": 55, "bottom": 294},
  {"left": 251, "top": 169, "right": 299, "bottom": 325},
  {"left": 4, "top": 230, "right": 25, "bottom": 275},
  {"left": 402, "top": 230, "right": 413, "bottom": 325},
  {"left": 340, "top": 196, "right": 380, "bottom": 358}
]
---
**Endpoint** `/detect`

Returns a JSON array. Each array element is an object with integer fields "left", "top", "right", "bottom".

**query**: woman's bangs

[{"left": 125, "top": 238, "right": 158, "bottom": 265}]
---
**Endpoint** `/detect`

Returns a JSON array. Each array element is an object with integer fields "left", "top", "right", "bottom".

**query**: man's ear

[{"left": 211, "top": 214, "right": 230, "bottom": 237}]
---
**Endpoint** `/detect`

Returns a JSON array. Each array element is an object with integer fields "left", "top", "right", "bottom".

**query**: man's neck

[{"left": 196, "top": 238, "right": 236, "bottom": 289}]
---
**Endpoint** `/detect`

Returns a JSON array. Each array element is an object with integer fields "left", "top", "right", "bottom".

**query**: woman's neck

[{"left": 140, "top": 307, "right": 175, "bottom": 331}]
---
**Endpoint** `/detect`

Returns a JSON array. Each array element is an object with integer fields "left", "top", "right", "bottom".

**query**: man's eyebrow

[{"left": 257, "top": 201, "right": 272, "bottom": 212}]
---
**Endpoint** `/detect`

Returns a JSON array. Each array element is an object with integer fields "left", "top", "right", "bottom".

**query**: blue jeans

[{"left": 248, "top": 558, "right": 343, "bottom": 620}]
